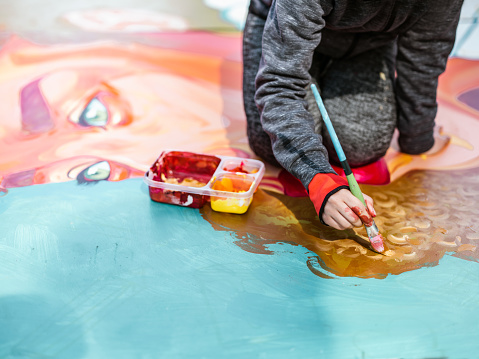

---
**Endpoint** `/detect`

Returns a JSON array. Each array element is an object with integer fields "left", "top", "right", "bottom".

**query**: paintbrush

[{"left": 310, "top": 84, "right": 385, "bottom": 253}]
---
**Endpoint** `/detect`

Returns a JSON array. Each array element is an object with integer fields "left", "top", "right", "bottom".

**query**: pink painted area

[
  {"left": 141, "top": 32, "right": 243, "bottom": 62},
  {"left": 2, "top": 169, "right": 36, "bottom": 187},
  {"left": 0, "top": 157, "right": 144, "bottom": 188},
  {"left": 385, "top": 58, "right": 479, "bottom": 181},
  {"left": 0, "top": 35, "right": 243, "bottom": 184},
  {"left": 20, "top": 78, "right": 55, "bottom": 133},
  {"left": 0, "top": 35, "right": 478, "bottom": 195}
]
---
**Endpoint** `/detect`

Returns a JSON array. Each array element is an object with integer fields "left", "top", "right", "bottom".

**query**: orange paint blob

[{"left": 211, "top": 175, "right": 251, "bottom": 193}]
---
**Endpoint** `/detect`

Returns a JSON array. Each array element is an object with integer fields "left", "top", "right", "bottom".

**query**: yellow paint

[
  {"left": 386, "top": 153, "right": 413, "bottom": 174},
  {"left": 399, "top": 226, "right": 418, "bottom": 233},
  {"left": 447, "top": 133, "right": 474, "bottom": 150},
  {"left": 330, "top": 253, "right": 352, "bottom": 271},
  {"left": 211, "top": 197, "right": 252, "bottom": 214},
  {"left": 387, "top": 233, "right": 409, "bottom": 245},
  {"left": 210, "top": 175, "right": 254, "bottom": 214},
  {"left": 162, "top": 174, "right": 206, "bottom": 187},
  {"left": 457, "top": 244, "right": 476, "bottom": 252}
]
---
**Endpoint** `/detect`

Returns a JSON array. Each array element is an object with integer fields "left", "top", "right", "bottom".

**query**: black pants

[{"left": 243, "top": 12, "right": 397, "bottom": 168}]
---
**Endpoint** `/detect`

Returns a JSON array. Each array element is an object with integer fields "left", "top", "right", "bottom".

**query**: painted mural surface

[{"left": 0, "top": 1, "right": 479, "bottom": 358}]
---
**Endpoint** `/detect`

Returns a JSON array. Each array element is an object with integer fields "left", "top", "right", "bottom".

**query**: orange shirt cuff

[{"left": 308, "top": 173, "right": 349, "bottom": 224}]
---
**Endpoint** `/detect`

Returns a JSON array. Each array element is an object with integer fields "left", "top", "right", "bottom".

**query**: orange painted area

[
  {"left": 0, "top": 34, "right": 245, "bottom": 188},
  {"left": 211, "top": 175, "right": 251, "bottom": 193},
  {"left": 1, "top": 34, "right": 478, "bottom": 192}
]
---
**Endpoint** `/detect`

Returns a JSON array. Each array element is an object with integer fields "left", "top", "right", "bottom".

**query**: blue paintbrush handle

[
  {"left": 310, "top": 84, "right": 346, "bottom": 162},
  {"left": 310, "top": 85, "right": 385, "bottom": 252},
  {"left": 310, "top": 84, "right": 366, "bottom": 206}
]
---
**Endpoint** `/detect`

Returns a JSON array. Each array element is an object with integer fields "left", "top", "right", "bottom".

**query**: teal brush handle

[
  {"left": 311, "top": 85, "right": 385, "bottom": 253},
  {"left": 310, "top": 84, "right": 366, "bottom": 206}
]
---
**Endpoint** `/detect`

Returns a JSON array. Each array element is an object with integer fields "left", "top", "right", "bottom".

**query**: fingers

[
  {"left": 322, "top": 189, "right": 367, "bottom": 230},
  {"left": 363, "top": 194, "right": 376, "bottom": 217},
  {"left": 349, "top": 204, "right": 373, "bottom": 227},
  {"left": 321, "top": 189, "right": 380, "bottom": 230},
  {"left": 323, "top": 213, "right": 355, "bottom": 231}
]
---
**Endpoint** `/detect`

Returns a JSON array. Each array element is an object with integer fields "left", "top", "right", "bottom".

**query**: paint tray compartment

[
  {"left": 144, "top": 150, "right": 264, "bottom": 213},
  {"left": 210, "top": 173, "right": 255, "bottom": 214}
]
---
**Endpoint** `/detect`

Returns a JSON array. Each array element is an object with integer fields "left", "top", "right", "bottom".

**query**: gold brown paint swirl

[{"left": 200, "top": 168, "right": 479, "bottom": 279}]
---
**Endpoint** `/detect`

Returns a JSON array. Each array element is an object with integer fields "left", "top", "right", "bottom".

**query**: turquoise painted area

[{"left": 0, "top": 179, "right": 478, "bottom": 358}]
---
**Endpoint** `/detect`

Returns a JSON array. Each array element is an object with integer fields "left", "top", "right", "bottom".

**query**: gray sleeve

[
  {"left": 254, "top": 0, "right": 334, "bottom": 190},
  {"left": 396, "top": 0, "right": 463, "bottom": 154}
]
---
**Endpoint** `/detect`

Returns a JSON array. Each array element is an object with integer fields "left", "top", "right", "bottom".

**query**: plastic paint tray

[{"left": 144, "top": 150, "right": 265, "bottom": 214}]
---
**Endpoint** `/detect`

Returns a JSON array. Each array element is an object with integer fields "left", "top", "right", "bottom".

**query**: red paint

[
  {"left": 344, "top": 207, "right": 360, "bottom": 222},
  {"left": 224, "top": 161, "right": 249, "bottom": 174},
  {"left": 149, "top": 151, "right": 221, "bottom": 208},
  {"left": 351, "top": 206, "right": 373, "bottom": 227}
]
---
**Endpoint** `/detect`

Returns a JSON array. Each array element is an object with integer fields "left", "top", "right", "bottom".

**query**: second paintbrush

[{"left": 310, "top": 84, "right": 385, "bottom": 253}]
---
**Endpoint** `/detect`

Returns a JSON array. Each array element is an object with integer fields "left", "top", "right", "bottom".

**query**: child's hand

[{"left": 322, "top": 189, "right": 376, "bottom": 230}]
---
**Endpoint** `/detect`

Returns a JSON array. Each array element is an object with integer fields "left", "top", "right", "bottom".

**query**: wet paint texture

[
  {"left": 369, "top": 234, "right": 385, "bottom": 253},
  {"left": 1, "top": 179, "right": 478, "bottom": 358},
  {"left": 202, "top": 167, "right": 479, "bottom": 279},
  {"left": 148, "top": 151, "right": 220, "bottom": 208}
]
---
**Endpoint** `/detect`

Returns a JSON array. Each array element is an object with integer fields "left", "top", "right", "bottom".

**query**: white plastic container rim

[{"left": 143, "top": 153, "right": 265, "bottom": 200}]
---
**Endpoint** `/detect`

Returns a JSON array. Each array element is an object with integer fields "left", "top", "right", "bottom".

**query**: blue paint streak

[{"left": 0, "top": 179, "right": 478, "bottom": 358}]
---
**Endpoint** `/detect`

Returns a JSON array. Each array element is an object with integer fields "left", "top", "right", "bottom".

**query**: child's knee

[
  {"left": 323, "top": 130, "right": 392, "bottom": 167},
  {"left": 346, "top": 137, "right": 391, "bottom": 167}
]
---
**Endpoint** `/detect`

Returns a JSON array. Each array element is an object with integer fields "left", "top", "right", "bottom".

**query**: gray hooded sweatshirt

[{"left": 249, "top": 0, "right": 463, "bottom": 188}]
